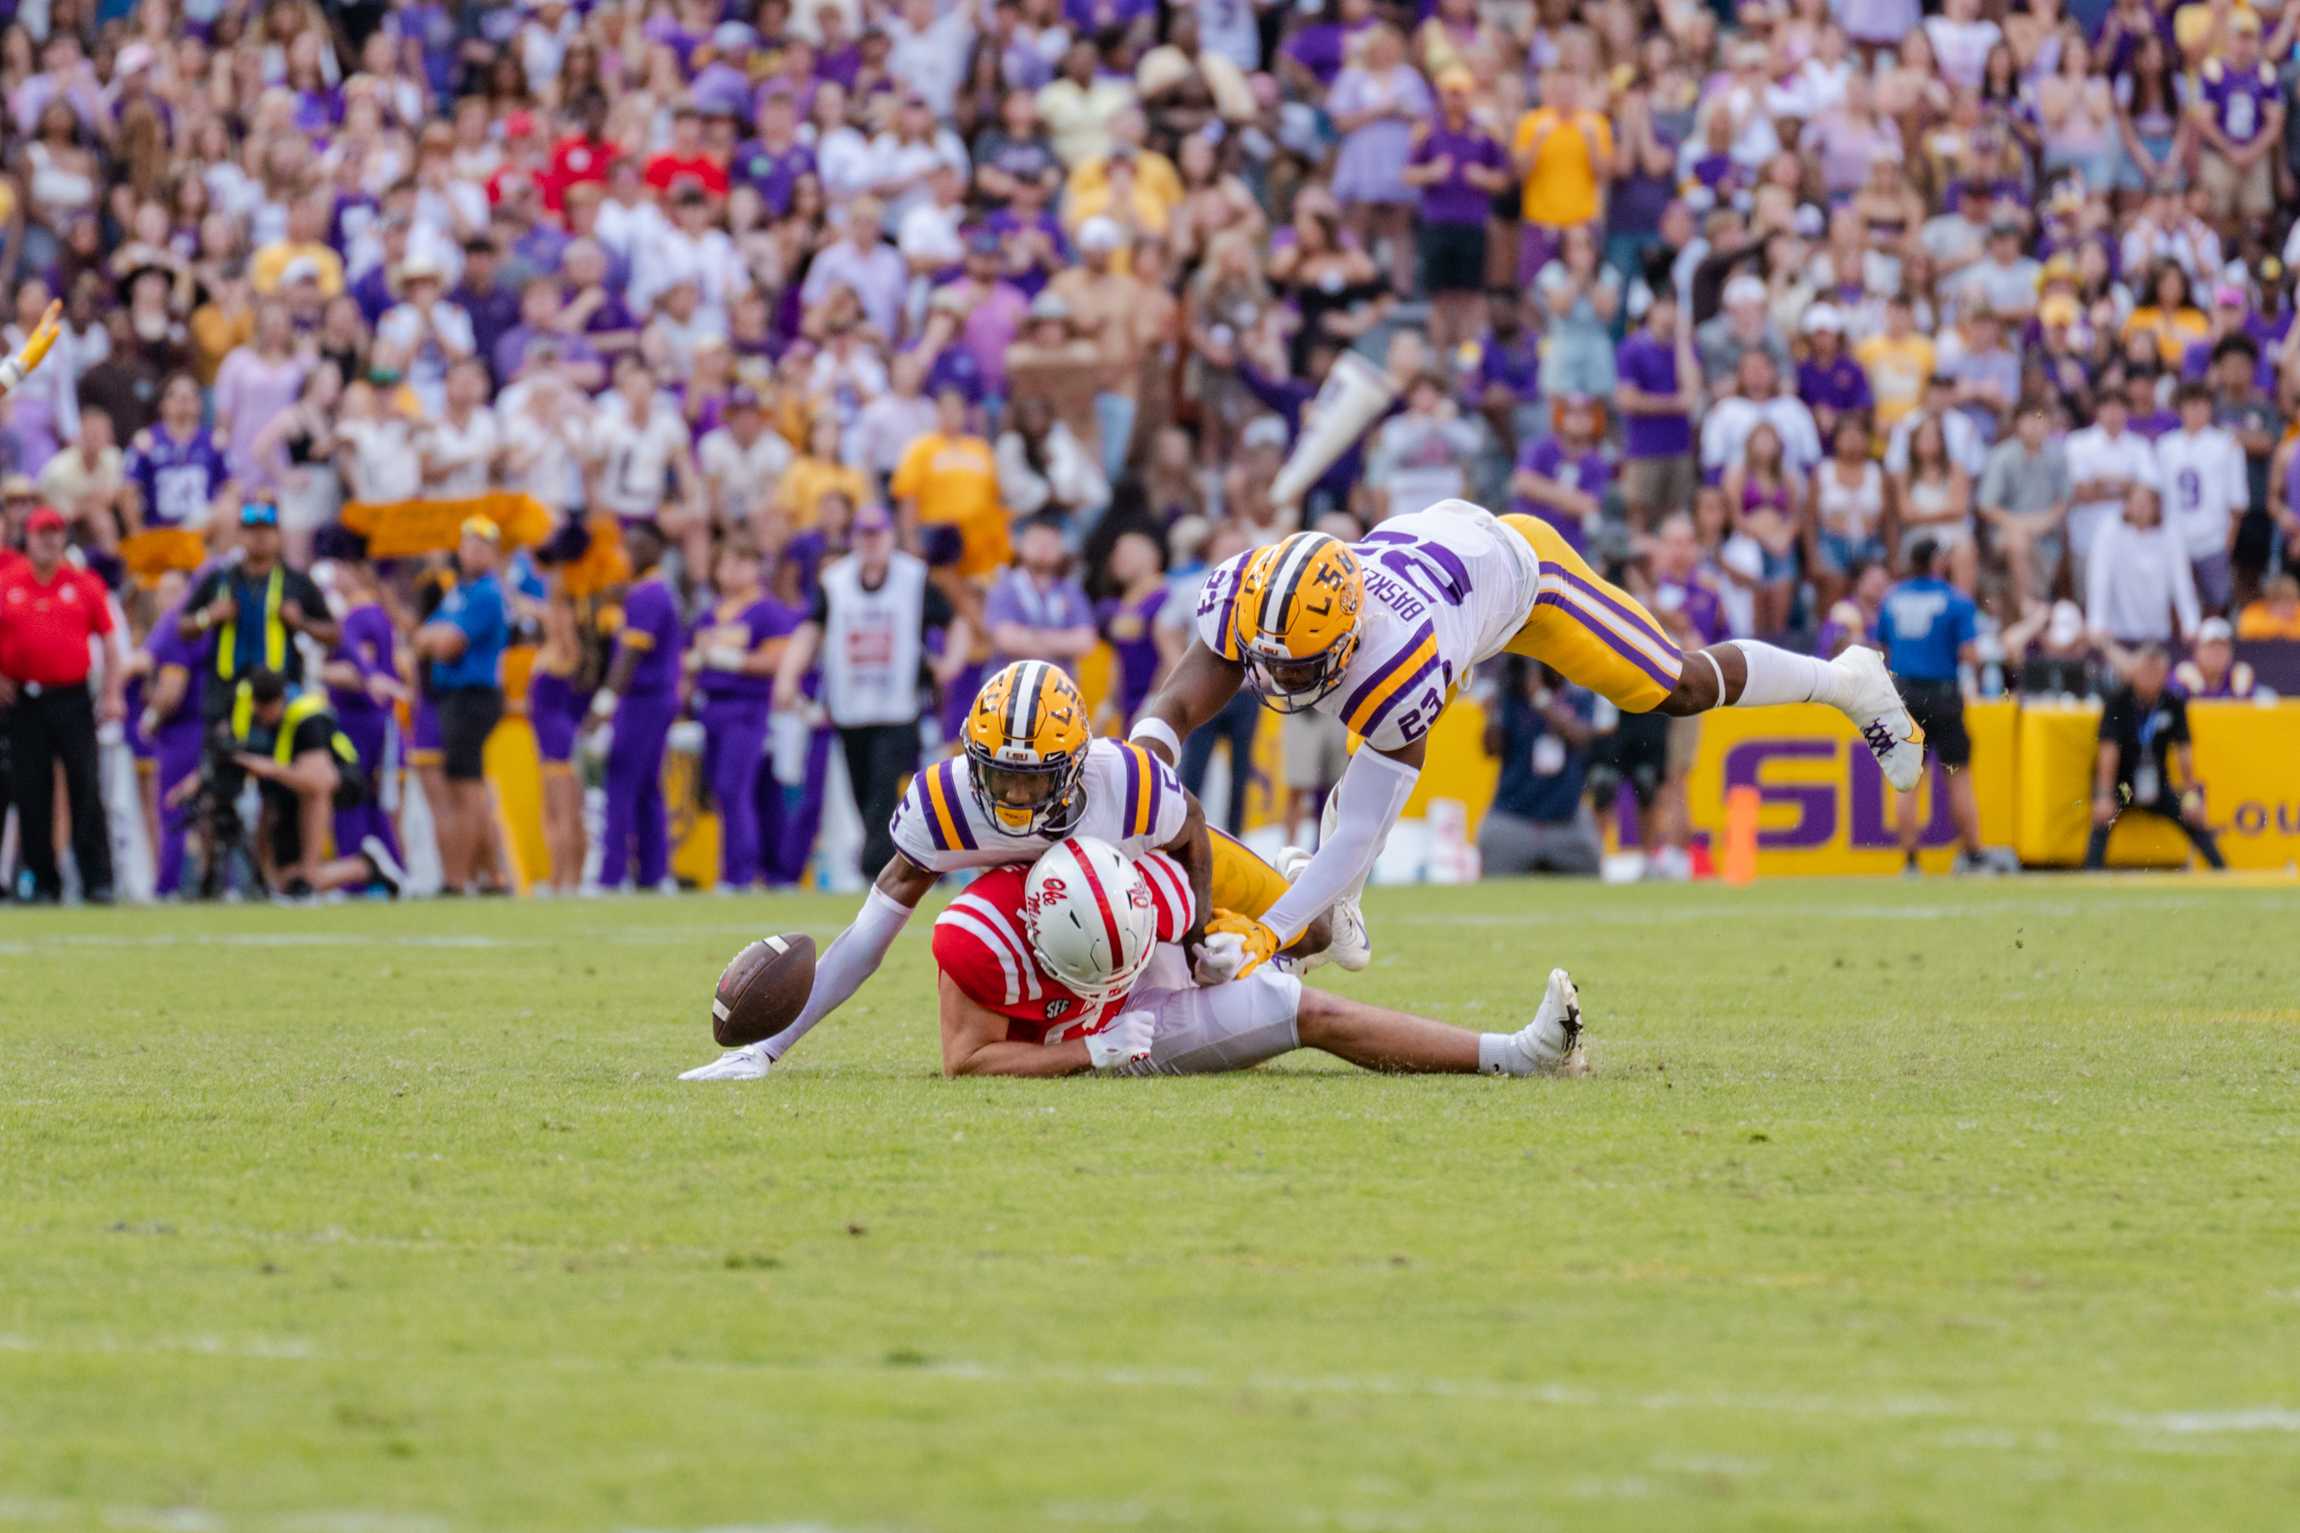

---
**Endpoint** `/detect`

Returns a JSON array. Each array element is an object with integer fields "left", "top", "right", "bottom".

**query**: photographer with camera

[{"left": 215, "top": 666, "right": 404, "bottom": 900}]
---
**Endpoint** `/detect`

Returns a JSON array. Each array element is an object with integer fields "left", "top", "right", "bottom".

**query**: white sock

[
  {"left": 1728, "top": 641, "right": 1853, "bottom": 709},
  {"left": 1477, "top": 1032, "right": 1533, "bottom": 1077}
]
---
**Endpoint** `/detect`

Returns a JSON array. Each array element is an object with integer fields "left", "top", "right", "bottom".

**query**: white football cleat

[
  {"left": 1510, "top": 968, "right": 1587, "bottom": 1077},
  {"left": 1832, "top": 644, "right": 1925, "bottom": 792},
  {"left": 678, "top": 1044, "right": 772, "bottom": 1081},
  {"left": 1313, "top": 795, "right": 1375, "bottom": 973}
]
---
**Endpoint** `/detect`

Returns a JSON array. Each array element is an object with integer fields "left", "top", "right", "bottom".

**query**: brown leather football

[{"left": 711, "top": 933, "right": 817, "bottom": 1047}]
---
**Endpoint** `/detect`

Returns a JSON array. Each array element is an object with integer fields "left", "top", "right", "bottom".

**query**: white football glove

[
  {"left": 1084, "top": 1008, "right": 1156, "bottom": 1075},
  {"left": 1192, "top": 929, "right": 1251, "bottom": 985}
]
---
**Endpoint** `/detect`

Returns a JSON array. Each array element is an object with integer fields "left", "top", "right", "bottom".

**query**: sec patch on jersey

[{"left": 710, "top": 933, "right": 817, "bottom": 1047}]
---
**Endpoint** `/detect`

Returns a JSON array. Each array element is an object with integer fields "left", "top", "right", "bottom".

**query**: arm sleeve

[
  {"left": 1257, "top": 746, "right": 1420, "bottom": 945},
  {"left": 759, "top": 884, "right": 919, "bottom": 1061}
]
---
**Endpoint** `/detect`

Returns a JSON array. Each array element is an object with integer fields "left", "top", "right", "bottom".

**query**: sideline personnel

[{"left": 0, "top": 506, "right": 126, "bottom": 903}]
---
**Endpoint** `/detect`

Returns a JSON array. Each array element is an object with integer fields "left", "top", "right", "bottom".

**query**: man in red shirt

[
  {"left": 642, "top": 103, "right": 729, "bottom": 200},
  {"left": 0, "top": 508, "right": 126, "bottom": 903}
]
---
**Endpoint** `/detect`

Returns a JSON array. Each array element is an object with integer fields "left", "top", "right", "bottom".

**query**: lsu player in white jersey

[
  {"left": 1137, "top": 502, "right": 1924, "bottom": 977},
  {"left": 680, "top": 660, "right": 1340, "bottom": 1080}
]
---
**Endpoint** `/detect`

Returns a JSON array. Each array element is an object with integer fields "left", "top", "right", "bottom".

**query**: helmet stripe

[
  {"left": 1264, "top": 533, "right": 1326, "bottom": 635},
  {"left": 1003, "top": 662, "right": 1036, "bottom": 741},
  {"left": 1062, "top": 836, "right": 1127, "bottom": 970}
]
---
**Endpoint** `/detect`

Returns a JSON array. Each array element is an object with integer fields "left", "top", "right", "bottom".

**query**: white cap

[
  {"left": 1077, "top": 216, "right": 1124, "bottom": 255},
  {"left": 2196, "top": 617, "right": 2234, "bottom": 644},
  {"left": 1803, "top": 304, "right": 1843, "bottom": 334},
  {"left": 2046, "top": 600, "right": 2084, "bottom": 649},
  {"left": 1724, "top": 273, "right": 1768, "bottom": 308}
]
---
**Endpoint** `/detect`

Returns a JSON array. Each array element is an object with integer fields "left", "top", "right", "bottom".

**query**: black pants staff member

[
  {"left": 179, "top": 501, "right": 338, "bottom": 720},
  {"left": 772, "top": 505, "right": 974, "bottom": 877},
  {"left": 2085, "top": 645, "right": 2227, "bottom": 871},
  {"left": 0, "top": 507, "right": 127, "bottom": 903}
]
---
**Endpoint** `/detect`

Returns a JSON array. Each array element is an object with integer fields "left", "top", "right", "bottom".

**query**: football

[{"left": 710, "top": 933, "right": 817, "bottom": 1047}]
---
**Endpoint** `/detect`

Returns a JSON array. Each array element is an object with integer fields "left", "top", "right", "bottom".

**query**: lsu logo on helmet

[
  {"left": 963, "top": 661, "right": 1091, "bottom": 834},
  {"left": 1231, "top": 532, "right": 1364, "bottom": 713}
]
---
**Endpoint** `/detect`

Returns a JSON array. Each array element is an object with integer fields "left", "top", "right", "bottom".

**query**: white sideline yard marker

[{"left": 2, "top": 1331, "right": 2291, "bottom": 1442}]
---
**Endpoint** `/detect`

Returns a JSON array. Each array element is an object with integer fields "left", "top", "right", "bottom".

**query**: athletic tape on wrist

[{"left": 1128, "top": 716, "right": 1182, "bottom": 761}]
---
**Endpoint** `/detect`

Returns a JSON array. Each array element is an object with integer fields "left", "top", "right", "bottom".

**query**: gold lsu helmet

[
  {"left": 1231, "top": 531, "right": 1364, "bottom": 713},
  {"left": 963, "top": 660, "right": 1091, "bottom": 834}
]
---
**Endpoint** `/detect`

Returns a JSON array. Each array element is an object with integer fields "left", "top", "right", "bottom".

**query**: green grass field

[{"left": 3, "top": 878, "right": 2297, "bottom": 1532}]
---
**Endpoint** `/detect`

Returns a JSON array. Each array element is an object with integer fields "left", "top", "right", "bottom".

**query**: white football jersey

[
  {"left": 891, "top": 737, "right": 1188, "bottom": 873},
  {"left": 1194, "top": 501, "right": 1540, "bottom": 752}
]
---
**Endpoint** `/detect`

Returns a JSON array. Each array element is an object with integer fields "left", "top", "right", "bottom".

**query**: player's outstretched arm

[
  {"left": 1130, "top": 639, "right": 1244, "bottom": 767},
  {"left": 938, "top": 972, "right": 1094, "bottom": 1078},
  {"left": 755, "top": 854, "right": 938, "bottom": 1061},
  {"left": 1234, "top": 739, "right": 1424, "bottom": 973}
]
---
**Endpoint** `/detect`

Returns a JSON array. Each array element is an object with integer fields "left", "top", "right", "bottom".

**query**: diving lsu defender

[
  {"left": 679, "top": 660, "right": 1341, "bottom": 1080},
  {"left": 1133, "top": 502, "right": 1925, "bottom": 977}
]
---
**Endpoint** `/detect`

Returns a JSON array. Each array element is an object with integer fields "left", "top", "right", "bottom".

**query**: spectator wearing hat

[
  {"left": 2086, "top": 644, "right": 2226, "bottom": 871},
  {"left": 2175, "top": 617, "right": 2262, "bottom": 700},
  {"left": 1696, "top": 272, "right": 1790, "bottom": 385},
  {"left": 0, "top": 505, "right": 124, "bottom": 902},
  {"left": 1794, "top": 306, "right": 1874, "bottom": 444},
  {"left": 2192, "top": 12, "right": 2284, "bottom": 224},
  {"left": 376, "top": 257, "right": 478, "bottom": 418},
  {"left": 1510, "top": 393, "right": 1610, "bottom": 554}
]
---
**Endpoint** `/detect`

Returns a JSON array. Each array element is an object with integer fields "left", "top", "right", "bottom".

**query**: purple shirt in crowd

[
  {"left": 1514, "top": 438, "right": 1612, "bottom": 551},
  {"left": 1614, "top": 332, "right": 1693, "bottom": 459},
  {"left": 694, "top": 595, "right": 803, "bottom": 709},
  {"left": 1797, "top": 354, "right": 1875, "bottom": 417},
  {"left": 619, "top": 573, "right": 685, "bottom": 695},
  {"left": 731, "top": 139, "right": 818, "bottom": 217},
  {"left": 125, "top": 426, "right": 232, "bottom": 528},
  {"left": 142, "top": 600, "right": 209, "bottom": 747},
  {"left": 1094, "top": 586, "right": 1168, "bottom": 722},
  {"left": 1653, "top": 572, "right": 1730, "bottom": 647},
  {"left": 1410, "top": 122, "right": 1506, "bottom": 225},
  {"left": 1469, "top": 331, "right": 1541, "bottom": 402},
  {"left": 2201, "top": 60, "right": 2281, "bottom": 144},
  {"left": 328, "top": 603, "right": 399, "bottom": 732},
  {"left": 984, "top": 569, "right": 1093, "bottom": 667}
]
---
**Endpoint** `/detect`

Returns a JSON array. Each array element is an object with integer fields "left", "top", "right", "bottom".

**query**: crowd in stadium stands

[{"left": 1, "top": 0, "right": 2297, "bottom": 902}]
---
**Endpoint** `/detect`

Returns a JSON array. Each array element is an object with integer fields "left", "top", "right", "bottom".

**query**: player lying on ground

[
  {"left": 1132, "top": 502, "right": 1925, "bottom": 978},
  {"left": 935, "top": 835, "right": 1584, "bottom": 1078},
  {"left": 680, "top": 662, "right": 1351, "bottom": 1080}
]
